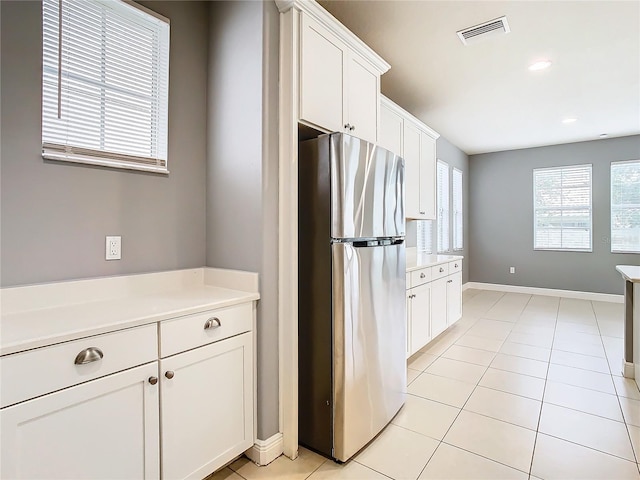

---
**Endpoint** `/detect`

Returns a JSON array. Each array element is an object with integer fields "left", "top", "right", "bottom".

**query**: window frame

[
  {"left": 611, "top": 159, "right": 640, "bottom": 254},
  {"left": 452, "top": 167, "right": 463, "bottom": 251},
  {"left": 436, "top": 159, "right": 450, "bottom": 253},
  {"left": 533, "top": 164, "right": 593, "bottom": 252},
  {"left": 41, "top": 0, "right": 170, "bottom": 174}
]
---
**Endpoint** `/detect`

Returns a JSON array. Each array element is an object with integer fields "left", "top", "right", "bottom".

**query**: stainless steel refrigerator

[{"left": 298, "top": 132, "right": 406, "bottom": 462}]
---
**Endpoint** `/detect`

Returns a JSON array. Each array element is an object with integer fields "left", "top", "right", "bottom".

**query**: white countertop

[
  {"left": 0, "top": 268, "right": 259, "bottom": 356},
  {"left": 406, "top": 248, "right": 463, "bottom": 272},
  {"left": 616, "top": 265, "right": 640, "bottom": 283}
]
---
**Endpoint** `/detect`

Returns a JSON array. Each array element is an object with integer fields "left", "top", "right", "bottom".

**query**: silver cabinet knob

[
  {"left": 439, "top": 267, "right": 444, "bottom": 272},
  {"left": 165, "top": 371, "right": 175, "bottom": 379},
  {"left": 420, "top": 273, "right": 425, "bottom": 279},
  {"left": 74, "top": 347, "right": 103, "bottom": 365},
  {"left": 204, "top": 317, "right": 221, "bottom": 330},
  {"left": 420, "top": 211, "right": 426, "bottom": 215},
  {"left": 454, "top": 263, "right": 459, "bottom": 268},
  {"left": 350, "top": 125, "right": 355, "bottom": 131},
  {"left": 148, "top": 376, "right": 158, "bottom": 385},
  {"left": 344, "top": 123, "right": 350, "bottom": 130},
  {"left": 447, "top": 279, "right": 453, "bottom": 283}
]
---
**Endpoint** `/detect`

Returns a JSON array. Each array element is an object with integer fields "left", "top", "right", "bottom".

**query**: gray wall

[
  {"left": 0, "top": 1, "right": 208, "bottom": 287},
  {"left": 206, "top": 0, "right": 280, "bottom": 440},
  {"left": 407, "top": 135, "right": 470, "bottom": 283},
  {"left": 469, "top": 135, "right": 640, "bottom": 295}
]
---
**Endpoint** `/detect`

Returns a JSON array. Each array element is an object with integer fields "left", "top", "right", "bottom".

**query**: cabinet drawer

[
  {"left": 449, "top": 259, "right": 463, "bottom": 274},
  {"left": 410, "top": 267, "right": 432, "bottom": 287},
  {"left": 160, "top": 303, "right": 252, "bottom": 358},
  {"left": 432, "top": 263, "right": 449, "bottom": 280},
  {"left": 0, "top": 324, "right": 157, "bottom": 408}
]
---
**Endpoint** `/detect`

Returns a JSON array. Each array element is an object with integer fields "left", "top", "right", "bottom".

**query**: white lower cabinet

[
  {"left": 160, "top": 332, "right": 253, "bottom": 480},
  {"left": 1, "top": 362, "right": 160, "bottom": 479},
  {"left": 406, "top": 259, "right": 463, "bottom": 356}
]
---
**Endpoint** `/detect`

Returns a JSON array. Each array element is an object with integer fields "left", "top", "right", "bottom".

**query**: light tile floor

[{"left": 211, "top": 290, "right": 640, "bottom": 479}]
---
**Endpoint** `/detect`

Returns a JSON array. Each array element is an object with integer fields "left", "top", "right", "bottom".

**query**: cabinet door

[
  {"left": 404, "top": 121, "right": 421, "bottom": 219},
  {"left": 406, "top": 290, "right": 412, "bottom": 359},
  {"left": 431, "top": 278, "right": 448, "bottom": 338},
  {"left": 1, "top": 363, "right": 160, "bottom": 480},
  {"left": 380, "top": 103, "right": 403, "bottom": 156},
  {"left": 419, "top": 132, "right": 437, "bottom": 220},
  {"left": 300, "top": 15, "right": 344, "bottom": 133},
  {"left": 447, "top": 272, "right": 463, "bottom": 326},
  {"left": 410, "top": 282, "right": 431, "bottom": 355},
  {"left": 346, "top": 52, "right": 379, "bottom": 143},
  {"left": 160, "top": 332, "right": 253, "bottom": 480}
]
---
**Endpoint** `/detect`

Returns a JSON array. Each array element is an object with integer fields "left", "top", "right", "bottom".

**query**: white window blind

[
  {"left": 417, "top": 220, "right": 433, "bottom": 254},
  {"left": 611, "top": 160, "right": 640, "bottom": 253},
  {"left": 452, "top": 168, "right": 463, "bottom": 251},
  {"left": 437, "top": 160, "right": 450, "bottom": 253},
  {"left": 42, "top": 0, "right": 170, "bottom": 173},
  {"left": 533, "top": 164, "right": 592, "bottom": 251}
]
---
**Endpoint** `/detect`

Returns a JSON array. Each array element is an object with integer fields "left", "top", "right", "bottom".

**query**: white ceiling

[{"left": 318, "top": 0, "right": 640, "bottom": 155}]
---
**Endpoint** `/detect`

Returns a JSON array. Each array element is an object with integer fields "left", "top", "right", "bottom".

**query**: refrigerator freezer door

[
  {"left": 330, "top": 133, "right": 405, "bottom": 239},
  {"left": 331, "top": 241, "right": 406, "bottom": 462}
]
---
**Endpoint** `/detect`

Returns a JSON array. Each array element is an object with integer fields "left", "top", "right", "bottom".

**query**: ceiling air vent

[{"left": 457, "top": 16, "right": 510, "bottom": 46}]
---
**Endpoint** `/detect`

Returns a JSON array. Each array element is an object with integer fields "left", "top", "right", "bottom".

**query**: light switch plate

[{"left": 106, "top": 236, "right": 121, "bottom": 260}]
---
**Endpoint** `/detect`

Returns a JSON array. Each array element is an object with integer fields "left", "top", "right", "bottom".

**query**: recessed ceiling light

[
  {"left": 529, "top": 60, "right": 552, "bottom": 71},
  {"left": 562, "top": 118, "right": 577, "bottom": 124}
]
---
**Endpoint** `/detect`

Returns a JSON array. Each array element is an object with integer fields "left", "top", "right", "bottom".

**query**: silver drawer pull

[
  {"left": 420, "top": 273, "right": 426, "bottom": 279},
  {"left": 439, "top": 267, "right": 444, "bottom": 273},
  {"left": 74, "top": 347, "right": 103, "bottom": 365},
  {"left": 204, "top": 317, "right": 221, "bottom": 330}
]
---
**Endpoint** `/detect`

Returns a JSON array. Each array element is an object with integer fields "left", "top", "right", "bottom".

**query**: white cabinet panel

[
  {"left": 380, "top": 102, "right": 403, "bottom": 156},
  {"left": 410, "top": 283, "right": 431, "bottom": 356},
  {"left": 447, "top": 272, "right": 463, "bottom": 326},
  {"left": 404, "top": 121, "right": 421, "bottom": 219},
  {"left": 431, "top": 278, "right": 448, "bottom": 339},
  {"left": 160, "top": 332, "right": 253, "bottom": 480},
  {"left": 300, "top": 15, "right": 344, "bottom": 133},
  {"left": 419, "top": 132, "right": 436, "bottom": 220},
  {"left": 406, "top": 291, "right": 412, "bottom": 359},
  {"left": 346, "top": 54, "right": 379, "bottom": 143},
  {"left": 1, "top": 363, "right": 160, "bottom": 480}
]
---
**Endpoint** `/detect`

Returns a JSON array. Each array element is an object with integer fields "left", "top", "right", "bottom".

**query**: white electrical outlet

[
  {"left": 106, "top": 236, "right": 121, "bottom": 260},
  {"left": 509, "top": 266, "right": 516, "bottom": 274}
]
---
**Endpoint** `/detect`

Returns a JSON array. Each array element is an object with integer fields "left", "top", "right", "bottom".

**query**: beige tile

[
  {"left": 547, "top": 363, "right": 615, "bottom": 394},
  {"left": 455, "top": 334, "right": 504, "bottom": 352},
  {"left": 308, "top": 460, "right": 388, "bottom": 479},
  {"left": 419, "top": 337, "right": 455, "bottom": 357},
  {"left": 511, "top": 322, "right": 555, "bottom": 336},
  {"left": 205, "top": 467, "right": 243, "bottom": 480},
  {"left": 467, "top": 319, "right": 513, "bottom": 341},
  {"left": 464, "top": 385, "right": 541, "bottom": 430},
  {"left": 418, "top": 442, "right": 528, "bottom": 480},
  {"left": 499, "top": 341, "right": 551, "bottom": 362},
  {"left": 408, "top": 373, "right": 476, "bottom": 408},
  {"left": 407, "top": 368, "right": 421, "bottom": 386},
  {"left": 598, "top": 318, "right": 624, "bottom": 338},
  {"left": 408, "top": 353, "right": 438, "bottom": 372},
  {"left": 392, "top": 394, "right": 460, "bottom": 440},
  {"left": 553, "top": 339, "right": 606, "bottom": 358},
  {"left": 550, "top": 349, "right": 610, "bottom": 374},
  {"left": 544, "top": 381, "right": 623, "bottom": 421},
  {"left": 516, "top": 313, "right": 557, "bottom": 327},
  {"left": 443, "top": 410, "right": 536, "bottom": 473},
  {"left": 613, "top": 376, "right": 640, "bottom": 400},
  {"left": 553, "top": 330, "right": 603, "bottom": 346},
  {"left": 554, "top": 321, "right": 600, "bottom": 336},
  {"left": 506, "top": 331, "right": 553, "bottom": 348},
  {"left": 629, "top": 424, "right": 640, "bottom": 461},
  {"left": 441, "top": 344, "right": 496, "bottom": 367},
  {"left": 592, "top": 300, "right": 624, "bottom": 322},
  {"left": 531, "top": 433, "right": 640, "bottom": 480},
  {"left": 355, "top": 424, "right": 439, "bottom": 480},
  {"left": 425, "top": 357, "right": 487, "bottom": 384},
  {"left": 557, "top": 298, "right": 597, "bottom": 325},
  {"left": 539, "top": 403, "right": 636, "bottom": 461},
  {"left": 479, "top": 368, "right": 546, "bottom": 400},
  {"left": 620, "top": 397, "right": 640, "bottom": 427},
  {"left": 230, "top": 448, "right": 325, "bottom": 480},
  {"left": 490, "top": 353, "right": 548, "bottom": 379}
]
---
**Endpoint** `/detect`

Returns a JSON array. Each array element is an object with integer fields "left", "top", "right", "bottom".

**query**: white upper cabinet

[
  {"left": 296, "top": 7, "right": 389, "bottom": 145},
  {"left": 380, "top": 95, "right": 439, "bottom": 220}
]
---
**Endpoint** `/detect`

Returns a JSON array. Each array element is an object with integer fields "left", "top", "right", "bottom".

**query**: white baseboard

[
  {"left": 622, "top": 361, "right": 635, "bottom": 379},
  {"left": 463, "top": 282, "right": 623, "bottom": 303},
  {"left": 244, "top": 432, "right": 284, "bottom": 466}
]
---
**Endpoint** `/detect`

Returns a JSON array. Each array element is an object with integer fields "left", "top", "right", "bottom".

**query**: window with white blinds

[
  {"left": 611, "top": 160, "right": 640, "bottom": 253},
  {"left": 42, "top": 0, "right": 170, "bottom": 173},
  {"left": 452, "top": 168, "right": 463, "bottom": 251},
  {"left": 437, "top": 160, "right": 450, "bottom": 253},
  {"left": 533, "top": 164, "right": 592, "bottom": 251},
  {"left": 417, "top": 220, "right": 433, "bottom": 254}
]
